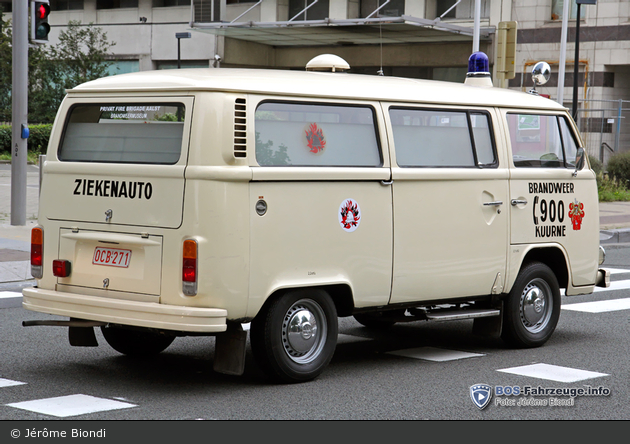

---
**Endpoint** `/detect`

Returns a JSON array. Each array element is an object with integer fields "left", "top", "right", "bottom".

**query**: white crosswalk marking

[
  {"left": 0, "top": 378, "right": 26, "bottom": 388},
  {"left": 593, "top": 279, "right": 630, "bottom": 293},
  {"left": 563, "top": 297, "right": 630, "bottom": 313},
  {"left": 497, "top": 363, "right": 608, "bottom": 383},
  {"left": 387, "top": 347, "right": 485, "bottom": 362},
  {"left": 7, "top": 394, "right": 136, "bottom": 418}
]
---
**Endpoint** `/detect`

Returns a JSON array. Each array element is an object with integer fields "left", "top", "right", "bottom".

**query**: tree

[
  {"left": 45, "top": 20, "right": 116, "bottom": 88},
  {"left": 0, "top": 16, "right": 116, "bottom": 123},
  {"left": 0, "top": 6, "right": 12, "bottom": 122}
]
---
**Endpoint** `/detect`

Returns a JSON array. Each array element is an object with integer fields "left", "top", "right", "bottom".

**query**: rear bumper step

[{"left": 22, "top": 288, "right": 227, "bottom": 333}]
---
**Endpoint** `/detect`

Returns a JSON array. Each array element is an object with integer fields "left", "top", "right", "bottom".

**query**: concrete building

[{"left": 2, "top": 0, "right": 629, "bottom": 156}]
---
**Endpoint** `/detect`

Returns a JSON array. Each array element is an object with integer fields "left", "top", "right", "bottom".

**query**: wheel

[
  {"left": 100, "top": 325, "right": 175, "bottom": 356},
  {"left": 501, "top": 262, "right": 561, "bottom": 348},
  {"left": 250, "top": 289, "right": 338, "bottom": 383},
  {"left": 353, "top": 312, "right": 397, "bottom": 329}
]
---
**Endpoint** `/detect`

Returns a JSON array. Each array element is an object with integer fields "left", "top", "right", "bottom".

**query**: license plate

[{"left": 93, "top": 247, "right": 132, "bottom": 268}]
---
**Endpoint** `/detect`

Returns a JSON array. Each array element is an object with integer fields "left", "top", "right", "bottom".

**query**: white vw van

[{"left": 23, "top": 54, "right": 608, "bottom": 383}]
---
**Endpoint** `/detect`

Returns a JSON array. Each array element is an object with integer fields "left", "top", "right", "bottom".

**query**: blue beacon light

[
  {"left": 464, "top": 51, "right": 493, "bottom": 87},
  {"left": 467, "top": 51, "right": 490, "bottom": 76}
]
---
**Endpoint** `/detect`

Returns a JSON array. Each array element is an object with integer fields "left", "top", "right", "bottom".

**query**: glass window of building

[
  {"left": 50, "top": 0, "right": 85, "bottom": 10},
  {"left": 96, "top": 0, "right": 139, "bottom": 9},
  {"left": 551, "top": 0, "right": 586, "bottom": 20}
]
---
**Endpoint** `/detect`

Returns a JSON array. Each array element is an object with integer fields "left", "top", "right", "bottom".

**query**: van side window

[
  {"left": 389, "top": 108, "right": 497, "bottom": 167},
  {"left": 58, "top": 103, "right": 185, "bottom": 164},
  {"left": 559, "top": 117, "right": 579, "bottom": 167},
  {"left": 255, "top": 102, "right": 381, "bottom": 167},
  {"left": 507, "top": 113, "right": 576, "bottom": 168}
]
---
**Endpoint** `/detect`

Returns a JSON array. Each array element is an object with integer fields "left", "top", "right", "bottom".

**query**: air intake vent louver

[{"left": 234, "top": 98, "right": 247, "bottom": 159}]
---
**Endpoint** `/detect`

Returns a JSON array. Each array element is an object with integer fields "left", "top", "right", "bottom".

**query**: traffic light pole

[{"left": 11, "top": 0, "right": 28, "bottom": 226}]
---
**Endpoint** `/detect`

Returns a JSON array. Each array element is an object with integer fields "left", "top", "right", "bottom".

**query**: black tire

[
  {"left": 100, "top": 325, "right": 175, "bottom": 356},
  {"left": 501, "top": 262, "right": 561, "bottom": 348},
  {"left": 250, "top": 289, "right": 338, "bottom": 383},
  {"left": 353, "top": 312, "right": 397, "bottom": 329}
]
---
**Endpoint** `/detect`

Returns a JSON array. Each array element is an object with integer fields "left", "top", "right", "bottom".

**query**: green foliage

[
  {"left": 46, "top": 20, "right": 116, "bottom": 88},
  {"left": 0, "top": 18, "right": 116, "bottom": 123},
  {"left": 588, "top": 155, "right": 603, "bottom": 175},
  {"left": 606, "top": 151, "right": 630, "bottom": 187},
  {"left": 597, "top": 173, "right": 630, "bottom": 202},
  {"left": 0, "top": 124, "right": 52, "bottom": 154}
]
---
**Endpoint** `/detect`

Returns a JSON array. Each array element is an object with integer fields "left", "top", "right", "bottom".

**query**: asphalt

[{"left": 1, "top": 164, "right": 630, "bottom": 301}]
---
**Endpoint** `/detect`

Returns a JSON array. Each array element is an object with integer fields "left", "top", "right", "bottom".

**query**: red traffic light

[{"left": 37, "top": 3, "right": 50, "bottom": 19}]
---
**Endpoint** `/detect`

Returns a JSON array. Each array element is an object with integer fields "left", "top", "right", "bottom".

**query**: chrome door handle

[
  {"left": 511, "top": 199, "right": 528, "bottom": 206},
  {"left": 483, "top": 201, "right": 503, "bottom": 206},
  {"left": 381, "top": 180, "right": 393, "bottom": 186}
]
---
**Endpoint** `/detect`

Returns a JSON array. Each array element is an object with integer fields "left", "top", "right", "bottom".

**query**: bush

[
  {"left": 0, "top": 124, "right": 52, "bottom": 155},
  {"left": 597, "top": 173, "right": 630, "bottom": 202},
  {"left": 588, "top": 155, "right": 603, "bottom": 175},
  {"left": 606, "top": 151, "right": 630, "bottom": 187}
]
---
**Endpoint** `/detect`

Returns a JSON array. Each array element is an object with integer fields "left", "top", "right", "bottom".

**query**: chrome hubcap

[
  {"left": 519, "top": 278, "right": 552, "bottom": 333},
  {"left": 282, "top": 299, "right": 327, "bottom": 364}
]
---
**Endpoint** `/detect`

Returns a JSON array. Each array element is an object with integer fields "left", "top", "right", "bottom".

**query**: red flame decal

[{"left": 305, "top": 123, "right": 326, "bottom": 154}]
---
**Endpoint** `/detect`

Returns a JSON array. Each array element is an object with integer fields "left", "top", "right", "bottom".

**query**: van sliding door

[{"left": 386, "top": 105, "right": 509, "bottom": 303}]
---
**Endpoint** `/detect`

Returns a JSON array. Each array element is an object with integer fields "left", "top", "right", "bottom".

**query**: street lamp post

[
  {"left": 176, "top": 32, "right": 191, "bottom": 69},
  {"left": 572, "top": 0, "right": 597, "bottom": 120}
]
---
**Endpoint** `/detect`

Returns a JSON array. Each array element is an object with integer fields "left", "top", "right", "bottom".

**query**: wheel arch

[
  {"left": 511, "top": 245, "right": 570, "bottom": 291},
  {"left": 252, "top": 283, "right": 355, "bottom": 323}
]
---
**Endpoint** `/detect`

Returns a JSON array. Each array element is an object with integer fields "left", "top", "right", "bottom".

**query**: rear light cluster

[
  {"left": 31, "top": 227, "right": 44, "bottom": 279},
  {"left": 52, "top": 260, "right": 72, "bottom": 278},
  {"left": 182, "top": 239, "right": 198, "bottom": 296},
  {"left": 31, "top": 227, "right": 72, "bottom": 279}
]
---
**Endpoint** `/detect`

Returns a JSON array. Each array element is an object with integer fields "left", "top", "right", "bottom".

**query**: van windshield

[{"left": 58, "top": 103, "right": 185, "bottom": 164}]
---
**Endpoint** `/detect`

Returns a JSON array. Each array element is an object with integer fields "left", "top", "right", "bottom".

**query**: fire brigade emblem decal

[
  {"left": 569, "top": 199, "right": 585, "bottom": 231},
  {"left": 339, "top": 199, "right": 361, "bottom": 232},
  {"left": 305, "top": 123, "right": 326, "bottom": 154},
  {"left": 470, "top": 384, "right": 492, "bottom": 410}
]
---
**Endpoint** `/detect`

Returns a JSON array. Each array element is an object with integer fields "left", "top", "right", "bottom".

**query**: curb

[{"left": 600, "top": 228, "right": 630, "bottom": 244}]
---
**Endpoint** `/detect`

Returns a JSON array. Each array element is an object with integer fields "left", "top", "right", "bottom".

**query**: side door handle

[
  {"left": 511, "top": 199, "right": 528, "bottom": 206},
  {"left": 483, "top": 201, "right": 503, "bottom": 207}
]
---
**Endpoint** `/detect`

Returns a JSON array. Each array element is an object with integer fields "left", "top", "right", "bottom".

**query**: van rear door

[
  {"left": 41, "top": 98, "right": 193, "bottom": 229},
  {"left": 40, "top": 98, "right": 193, "bottom": 298}
]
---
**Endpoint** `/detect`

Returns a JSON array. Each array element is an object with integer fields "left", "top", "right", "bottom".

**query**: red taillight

[
  {"left": 182, "top": 239, "right": 198, "bottom": 295},
  {"left": 31, "top": 227, "right": 43, "bottom": 266},
  {"left": 31, "top": 227, "right": 44, "bottom": 279},
  {"left": 52, "top": 259, "right": 72, "bottom": 278}
]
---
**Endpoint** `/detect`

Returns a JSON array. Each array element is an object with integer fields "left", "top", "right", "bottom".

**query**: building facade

[{"left": 2, "top": 0, "right": 629, "bottom": 156}]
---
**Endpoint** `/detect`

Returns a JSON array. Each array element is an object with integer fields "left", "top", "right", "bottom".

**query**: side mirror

[{"left": 573, "top": 147, "right": 585, "bottom": 177}]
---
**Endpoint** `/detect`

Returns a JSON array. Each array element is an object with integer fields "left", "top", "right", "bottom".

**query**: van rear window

[{"left": 58, "top": 103, "right": 185, "bottom": 164}]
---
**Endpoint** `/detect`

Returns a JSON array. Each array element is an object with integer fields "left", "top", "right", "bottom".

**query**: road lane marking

[
  {"left": 563, "top": 297, "right": 630, "bottom": 313},
  {"left": 387, "top": 347, "right": 485, "bottom": 362},
  {"left": 0, "top": 378, "right": 27, "bottom": 388},
  {"left": 593, "top": 279, "right": 630, "bottom": 293},
  {"left": 497, "top": 363, "right": 608, "bottom": 383},
  {"left": 0, "top": 291, "right": 23, "bottom": 309},
  {"left": 7, "top": 394, "right": 136, "bottom": 418}
]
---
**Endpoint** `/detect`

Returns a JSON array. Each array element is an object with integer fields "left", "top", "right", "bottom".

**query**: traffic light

[{"left": 30, "top": 1, "right": 51, "bottom": 44}]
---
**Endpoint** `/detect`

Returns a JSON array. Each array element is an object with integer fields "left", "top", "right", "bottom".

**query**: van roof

[{"left": 70, "top": 68, "right": 565, "bottom": 111}]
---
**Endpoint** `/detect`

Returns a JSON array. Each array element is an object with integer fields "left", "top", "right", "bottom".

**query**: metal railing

[{"left": 575, "top": 99, "right": 630, "bottom": 165}]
